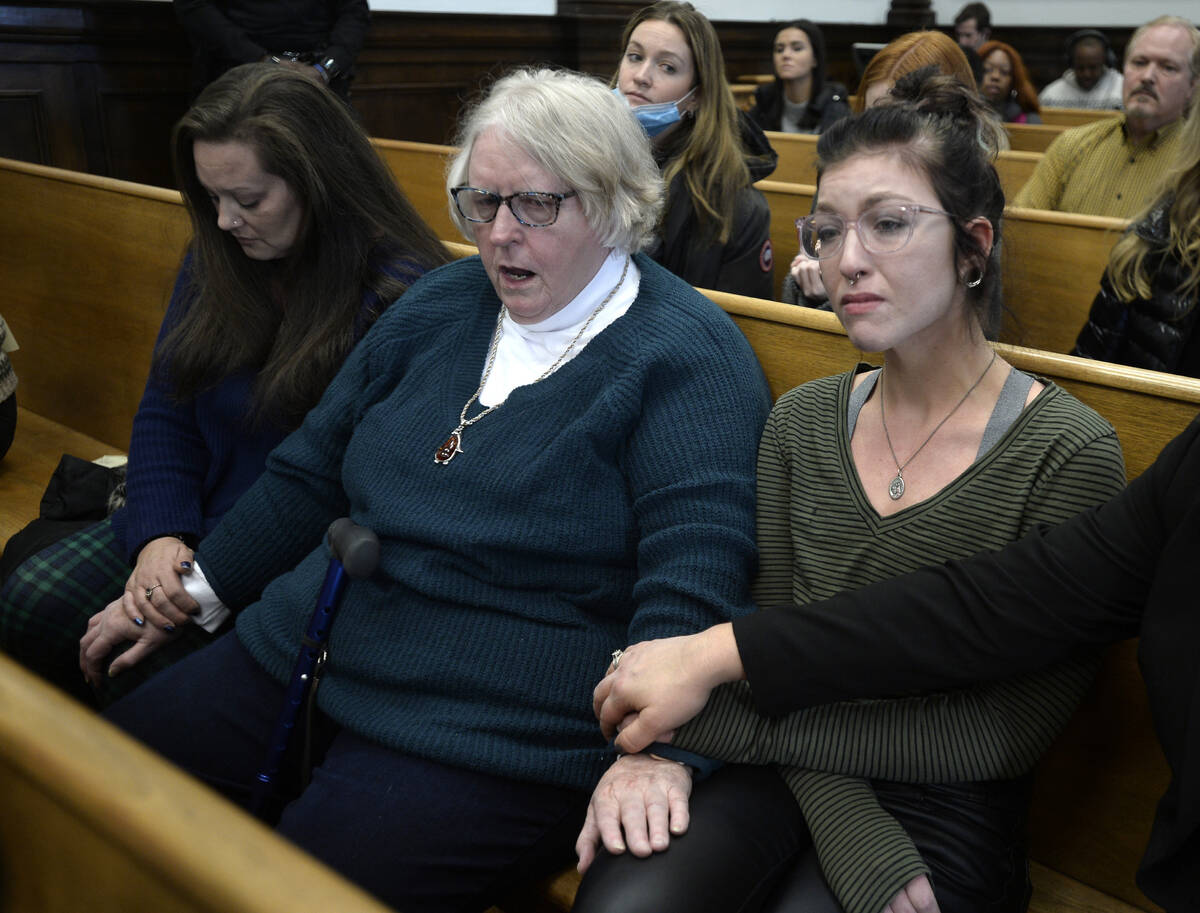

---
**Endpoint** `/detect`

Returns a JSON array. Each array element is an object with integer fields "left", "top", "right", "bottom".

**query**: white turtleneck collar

[{"left": 480, "top": 248, "right": 639, "bottom": 406}]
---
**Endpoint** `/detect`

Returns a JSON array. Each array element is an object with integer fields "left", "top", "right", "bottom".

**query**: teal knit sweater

[{"left": 197, "top": 253, "right": 771, "bottom": 791}]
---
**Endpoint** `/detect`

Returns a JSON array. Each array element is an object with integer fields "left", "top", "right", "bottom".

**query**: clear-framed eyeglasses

[
  {"left": 451, "top": 187, "right": 578, "bottom": 228},
  {"left": 796, "top": 204, "right": 954, "bottom": 260}
]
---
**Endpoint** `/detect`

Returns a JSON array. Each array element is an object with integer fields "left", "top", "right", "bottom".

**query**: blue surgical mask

[{"left": 613, "top": 85, "right": 697, "bottom": 138}]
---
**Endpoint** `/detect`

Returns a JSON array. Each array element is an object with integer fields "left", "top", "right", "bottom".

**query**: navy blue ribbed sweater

[{"left": 199, "top": 254, "right": 772, "bottom": 790}]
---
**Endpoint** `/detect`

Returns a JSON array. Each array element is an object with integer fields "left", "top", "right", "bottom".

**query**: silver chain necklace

[
  {"left": 434, "top": 256, "right": 630, "bottom": 465},
  {"left": 879, "top": 350, "right": 997, "bottom": 501}
]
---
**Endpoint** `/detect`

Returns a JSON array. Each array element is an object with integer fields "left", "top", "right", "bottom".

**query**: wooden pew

[
  {"left": 1, "top": 156, "right": 1181, "bottom": 913},
  {"left": 730, "top": 82, "right": 756, "bottom": 110},
  {"left": 1039, "top": 106, "right": 1122, "bottom": 128},
  {"left": 766, "top": 131, "right": 1042, "bottom": 200},
  {"left": 0, "top": 159, "right": 189, "bottom": 450},
  {"left": 754, "top": 181, "right": 1127, "bottom": 354},
  {"left": 0, "top": 648, "right": 397, "bottom": 913},
  {"left": 1007, "top": 121, "right": 1069, "bottom": 153}
]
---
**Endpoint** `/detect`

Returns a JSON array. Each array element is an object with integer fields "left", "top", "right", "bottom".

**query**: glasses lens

[
  {"left": 455, "top": 188, "right": 499, "bottom": 222},
  {"left": 510, "top": 192, "right": 560, "bottom": 227},
  {"left": 801, "top": 215, "right": 844, "bottom": 260},
  {"left": 860, "top": 205, "right": 916, "bottom": 254}
]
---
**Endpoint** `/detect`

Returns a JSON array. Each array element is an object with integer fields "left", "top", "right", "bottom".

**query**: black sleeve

[
  {"left": 321, "top": 0, "right": 370, "bottom": 72},
  {"left": 1071, "top": 271, "right": 1128, "bottom": 361},
  {"left": 173, "top": 0, "right": 266, "bottom": 62},
  {"left": 709, "top": 187, "right": 774, "bottom": 300},
  {"left": 732, "top": 414, "right": 1200, "bottom": 716}
]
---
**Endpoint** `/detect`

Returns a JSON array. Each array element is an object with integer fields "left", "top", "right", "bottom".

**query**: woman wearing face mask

[
  {"left": 978, "top": 40, "right": 1042, "bottom": 124},
  {"left": 575, "top": 70, "right": 1124, "bottom": 913},
  {"left": 614, "top": 1, "right": 778, "bottom": 300},
  {"left": 748, "top": 20, "right": 850, "bottom": 135},
  {"left": 0, "top": 63, "right": 449, "bottom": 706}
]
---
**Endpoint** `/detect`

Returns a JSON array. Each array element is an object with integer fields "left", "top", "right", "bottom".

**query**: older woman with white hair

[{"left": 88, "top": 66, "right": 771, "bottom": 913}]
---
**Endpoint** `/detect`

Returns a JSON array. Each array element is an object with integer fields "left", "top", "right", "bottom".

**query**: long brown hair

[
  {"left": 165, "top": 63, "right": 450, "bottom": 428},
  {"left": 618, "top": 2, "right": 751, "bottom": 246}
]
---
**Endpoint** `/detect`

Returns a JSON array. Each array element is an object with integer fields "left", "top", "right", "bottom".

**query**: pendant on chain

[
  {"left": 888, "top": 473, "right": 905, "bottom": 501},
  {"left": 434, "top": 427, "right": 464, "bottom": 464}
]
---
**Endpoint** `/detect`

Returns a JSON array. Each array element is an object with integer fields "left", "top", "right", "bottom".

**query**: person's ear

[{"left": 963, "top": 216, "right": 994, "bottom": 277}]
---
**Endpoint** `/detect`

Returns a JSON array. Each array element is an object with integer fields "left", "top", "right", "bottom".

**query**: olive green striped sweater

[{"left": 674, "top": 366, "right": 1127, "bottom": 913}]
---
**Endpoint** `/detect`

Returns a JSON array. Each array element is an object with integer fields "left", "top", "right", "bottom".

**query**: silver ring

[
  {"left": 611, "top": 648, "right": 624, "bottom": 670},
  {"left": 145, "top": 584, "right": 162, "bottom": 600}
]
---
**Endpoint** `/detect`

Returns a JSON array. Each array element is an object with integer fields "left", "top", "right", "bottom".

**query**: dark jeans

[
  {"left": 574, "top": 764, "right": 1032, "bottom": 913},
  {"left": 105, "top": 632, "right": 588, "bottom": 913}
]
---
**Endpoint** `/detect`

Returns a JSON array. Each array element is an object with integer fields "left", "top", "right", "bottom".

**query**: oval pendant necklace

[
  {"left": 434, "top": 256, "right": 630, "bottom": 465},
  {"left": 879, "top": 350, "right": 996, "bottom": 501}
]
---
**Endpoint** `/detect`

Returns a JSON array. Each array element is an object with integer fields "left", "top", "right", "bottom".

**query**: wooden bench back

[
  {"left": 1006, "top": 121, "right": 1069, "bottom": 152},
  {"left": 1039, "top": 106, "right": 1122, "bottom": 128},
  {"left": 0, "top": 157, "right": 189, "bottom": 449},
  {"left": 765, "top": 131, "right": 1041, "bottom": 199},
  {"left": 0, "top": 652, "right": 396, "bottom": 913}
]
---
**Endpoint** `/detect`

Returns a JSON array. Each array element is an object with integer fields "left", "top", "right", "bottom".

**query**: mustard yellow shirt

[{"left": 1012, "top": 116, "right": 1180, "bottom": 218}]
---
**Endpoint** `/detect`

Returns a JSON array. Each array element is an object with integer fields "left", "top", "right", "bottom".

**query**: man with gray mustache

[{"left": 1014, "top": 15, "right": 1198, "bottom": 219}]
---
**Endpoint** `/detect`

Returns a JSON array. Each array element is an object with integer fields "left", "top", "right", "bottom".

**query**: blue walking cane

[{"left": 250, "top": 517, "right": 379, "bottom": 817}]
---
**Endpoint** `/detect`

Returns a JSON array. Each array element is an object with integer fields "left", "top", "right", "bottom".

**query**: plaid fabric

[{"left": 0, "top": 517, "right": 223, "bottom": 706}]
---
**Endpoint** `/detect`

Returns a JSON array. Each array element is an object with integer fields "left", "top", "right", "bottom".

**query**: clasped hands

[
  {"left": 79, "top": 536, "right": 198, "bottom": 686},
  {"left": 580, "top": 625, "right": 941, "bottom": 913}
]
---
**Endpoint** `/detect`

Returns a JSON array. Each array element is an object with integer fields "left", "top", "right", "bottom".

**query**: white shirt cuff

[{"left": 183, "top": 560, "right": 231, "bottom": 633}]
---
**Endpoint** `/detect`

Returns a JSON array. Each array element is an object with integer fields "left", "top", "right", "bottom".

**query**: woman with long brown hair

[
  {"left": 613, "top": 1, "right": 777, "bottom": 299},
  {"left": 0, "top": 62, "right": 449, "bottom": 705}
]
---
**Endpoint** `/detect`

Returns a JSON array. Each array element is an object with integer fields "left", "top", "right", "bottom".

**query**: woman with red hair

[{"left": 978, "top": 40, "right": 1042, "bottom": 123}]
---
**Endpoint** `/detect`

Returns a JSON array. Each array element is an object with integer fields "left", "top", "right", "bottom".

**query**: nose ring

[{"left": 848, "top": 270, "right": 864, "bottom": 288}]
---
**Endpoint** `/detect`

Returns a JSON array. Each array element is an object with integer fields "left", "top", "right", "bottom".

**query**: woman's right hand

[
  {"left": 881, "top": 874, "right": 940, "bottom": 913},
  {"left": 575, "top": 753, "right": 693, "bottom": 874},
  {"left": 790, "top": 254, "right": 828, "bottom": 302},
  {"left": 125, "top": 536, "right": 198, "bottom": 630}
]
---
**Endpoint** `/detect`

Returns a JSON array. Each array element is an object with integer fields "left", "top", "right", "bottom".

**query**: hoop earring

[{"left": 964, "top": 268, "right": 984, "bottom": 289}]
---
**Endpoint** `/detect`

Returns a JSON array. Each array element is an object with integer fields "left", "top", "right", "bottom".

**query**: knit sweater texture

[
  {"left": 675, "top": 367, "right": 1126, "bottom": 913},
  {"left": 110, "top": 256, "right": 408, "bottom": 563},
  {"left": 198, "top": 253, "right": 772, "bottom": 791}
]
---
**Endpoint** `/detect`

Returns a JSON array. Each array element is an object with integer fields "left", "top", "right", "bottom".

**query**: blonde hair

[
  {"left": 617, "top": 2, "right": 754, "bottom": 246},
  {"left": 854, "top": 31, "right": 976, "bottom": 113},
  {"left": 1109, "top": 75, "right": 1200, "bottom": 303}
]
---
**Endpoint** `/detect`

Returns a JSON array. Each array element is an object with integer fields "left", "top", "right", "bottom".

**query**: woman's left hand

[
  {"left": 79, "top": 593, "right": 177, "bottom": 687},
  {"left": 575, "top": 753, "right": 693, "bottom": 874}
]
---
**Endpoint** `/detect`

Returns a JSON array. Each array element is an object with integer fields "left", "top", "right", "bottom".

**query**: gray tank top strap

[
  {"left": 845, "top": 369, "right": 880, "bottom": 440},
  {"left": 977, "top": 367, "right": 1036, "bottom": 459},
  {"left": 846, "top": 366, "right": 1035, "bottom": 462}
]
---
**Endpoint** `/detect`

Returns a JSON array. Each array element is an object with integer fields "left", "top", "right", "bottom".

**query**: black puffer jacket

[
  {"left": 1072, "top": 199, "right": 1200, "bottom": 377},
  {"left": 648, "top": 111, "right": 778, "bottom": 300},
  {"left": 747, "top": 80, "right": 851, "bottom": 135}
]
